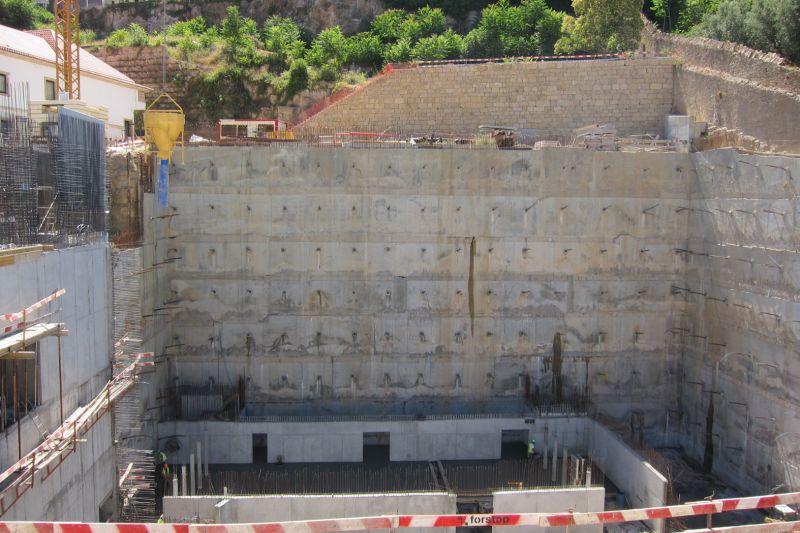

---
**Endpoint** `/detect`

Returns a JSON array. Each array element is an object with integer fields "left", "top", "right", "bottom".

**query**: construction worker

[
  {"left": 157, "top": 515, "right": 165, "bottom": 524},
  {"left": 160, "top": 461, "right": 171, "bottom": 482},
  {"left": 155, "top": 451, "right": 169, "bottom": 502},
  {"left": 527, "top": 439, "right": 536, "bottom": 459}
]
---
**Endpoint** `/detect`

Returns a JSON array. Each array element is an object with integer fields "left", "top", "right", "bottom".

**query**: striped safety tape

[
  {"left": 1, "top": 289, "right": 66, "bottom": 324},
  {"left": 0, "top": 492, "right": 797, "bottom": 533}
]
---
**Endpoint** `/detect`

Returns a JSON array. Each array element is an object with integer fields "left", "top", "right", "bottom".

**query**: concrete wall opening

[
  {"left": 363, "top": 432, "right": 390, "bottom": 463},
  {"left": 501, "top": 430, "right": 528, "bottom": 459},
  {"left": 252, "top": 434, "right": 268, "bottom": 464},
  {"left": 0, "top": 344, "right": 40, "bottom": 431}
]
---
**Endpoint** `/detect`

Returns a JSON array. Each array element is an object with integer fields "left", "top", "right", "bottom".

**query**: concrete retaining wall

[
  {"left": 588, "top": 420, "right": 667, "bottom": 532},
  {"left": 142, "top": 143, "right": 800, "bottom": 494},
  {"left": 295, "top": 58, "right": 674, "bottom": 137},
  {"left": 0, "top": 243, "right": 113, "bottom": 520},
  {"left": 146, "top": 145, "right": 694, "bottom": 438},
  {"left": 493, "top": 487, "right": 604, "bottom": 533},
  {"left": 164, "top": 492, "right": 456, "bottom": 533},
  {"left": 682, "top": 150, "right": 800, "bottom": 493},
  {"left": 159, "top": 416, "right": 587, "bottom": 464}
]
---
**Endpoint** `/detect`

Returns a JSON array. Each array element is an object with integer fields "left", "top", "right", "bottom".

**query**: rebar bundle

[
  {"left": 202, "top": 462, "right": 438, "bottom": 496},
  {"left": 0, "top": 83, "right": 37, "bottom": 246},
  {"left": 442, "top": 458, "right": 604, "bottom": 495}
]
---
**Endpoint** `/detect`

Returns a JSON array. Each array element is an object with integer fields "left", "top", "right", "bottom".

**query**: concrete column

[
  {"left": 190, "top": 453, "right": 196, "bottom": 496},
  {"left": 172, "top": 473, "right": 178, "bottom": 496},
  {"left": 573, "top": 457, "right": 580, "bottom": 485},
  {"left": 181, "top": 464, "right": 187, "bottom": 496},
  {"left": 551, "top": 440, "right": 558, "bottom": 482},
  {"left": 197, "top": 442, "right": 203, "bottom": 490},
  {"left": 204, "top": 432, "right": 210, "bottom": 476},
  {"left": 585, "top": 467, "right": 592, "bottom": 487},
  {"left": 561, "top": 447, "right": 568, "bottom": 485},
  {"left": 542, "top": 440, "right": 548, "bottom": 470}
]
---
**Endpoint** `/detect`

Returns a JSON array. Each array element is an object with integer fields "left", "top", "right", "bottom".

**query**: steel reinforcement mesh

[{"left": 0, "top": 84, "right": 105, "bottom": 247}]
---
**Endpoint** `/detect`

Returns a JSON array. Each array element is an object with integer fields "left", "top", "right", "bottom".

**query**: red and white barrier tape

[
  {"left": 1, "top": 289, "right": 66, "bottom": 331},
  {"left": 682, "top": 523, "right": 800, "bottom": 533},
  {"left": 0, "top": 492, "right": 797, "bottom": 532}
]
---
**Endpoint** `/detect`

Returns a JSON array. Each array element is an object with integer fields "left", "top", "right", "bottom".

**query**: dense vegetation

[
  {"left": 0, "top": 0, "right": 52, "bottom": 29},
  {"left": 98, "top": 0, "right": 594, "bottom": 121},
  {"left": 647, "top": 0, "right": 800, "bottom": 63},
  {"left": 3, "top": 0, "right": 796, "bottom": 122}
]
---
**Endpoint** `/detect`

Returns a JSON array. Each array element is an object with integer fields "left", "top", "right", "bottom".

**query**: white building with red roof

[{"left": 0, "top": 24, "right": 149, "bottom": 139}]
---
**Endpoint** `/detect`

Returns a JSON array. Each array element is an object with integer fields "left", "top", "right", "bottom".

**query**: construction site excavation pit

[
  {"left": 119, "top": 142, "right": 800, "bottom": 532},
  {"left": 162, "top": 414, "right": 659, "bottom": 531}
]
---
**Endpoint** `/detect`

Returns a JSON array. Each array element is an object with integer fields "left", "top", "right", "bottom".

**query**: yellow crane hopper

[
  {"left": 144, "top": 94, "right": 185, "bottom": 208},
  {"left": 144, "top": 94, "right": 185, "bottom": 161}
]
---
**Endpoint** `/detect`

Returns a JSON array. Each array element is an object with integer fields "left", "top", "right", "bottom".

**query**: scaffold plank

[{"left": 0, "top": 323, "right": 64, "bottom": 357}]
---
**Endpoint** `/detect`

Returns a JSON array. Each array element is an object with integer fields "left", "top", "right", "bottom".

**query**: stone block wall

[
  {"left": 294, "top": 58, "right": 674, "bottom": 138},
  {"left": 641, "top": 22, "right": 800, "bottom": 153},
  {"left": 91, "top": 46, "right": 189, "bottom": 102},
  {"left": 641, "top": 21, "right": 800, "bottom": 95}
]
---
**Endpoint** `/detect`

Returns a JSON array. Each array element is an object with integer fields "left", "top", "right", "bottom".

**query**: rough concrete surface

[
  {"left": 0, "top": 243, "right": 114, "bottom": 520},
  {"left": 164, "top": 492, "right": 456, "bottom": 533},
  {"left": 493, "top": 487, "right": 605, "bottom": 533},
  {"left": 139, "top": 145, "right": 800, "bottom": 497}
]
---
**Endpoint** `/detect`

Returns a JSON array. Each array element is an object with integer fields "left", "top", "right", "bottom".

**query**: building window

[
  {"left": 0, "top": 73, "right": 8, "bottom": 95},
  {"left": 44, "top": 79, "right": 55, "bottom": 100}
]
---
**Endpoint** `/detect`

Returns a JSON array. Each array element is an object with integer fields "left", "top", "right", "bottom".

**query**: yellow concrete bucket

[{"left": 144, "top": 94, "right": 185, "bottom": 161}]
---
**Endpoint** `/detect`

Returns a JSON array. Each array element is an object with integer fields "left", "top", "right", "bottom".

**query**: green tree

[
  {"left": 403, "top": 6, "right": 448, "bottom": 42},
  {"left": 410, "top": 29, "right": 465, "bottom": 60},
  {"left": 769, "top": 0, "right": 800, "bottom": 63},
  {"left": 345, "top": 32, "right": 384, "bottom": 71},
  {"left": 167, "top": 16, "right": 209, "bottom": 38},
  {"left": 555, "top": 0, "right": 644, "bottom": 53},
  {"left": 385, "top": 37, "right": 413, "bottom": 63},
  {"left": 692, "top": 0, "right": 750, "bottom": 42},
  {"left": 678, "top": 0, "right": 720, "bottom": 31},
  {"left": 693, "top": 0, "right": 800, "bottom": 63},
  {"left": 371, "top": 9, "right": 408, "bottom": 43},
  {"left": 281, "top": 58, "right": 309, "bottom": 101},
  {"left": 464, "top": 0, "right": 560, "bottom": 57},
  {"left": 536, "top": 8, "right": 565, "bottom": 54},
  {"left": 127, "top": 23, "right": 150, "bottom": 46},
  {"left": 262, "top": 16, "right": 306, "bottom": 71},
  {"left": 0, "top": 0, "right": 41, "bottom": 29},
  {"left": 219, "top": 6, "right": 261, "bottom": 65},
  {"left": 305, "top": 26, "right": 347, "bottom": 68}
]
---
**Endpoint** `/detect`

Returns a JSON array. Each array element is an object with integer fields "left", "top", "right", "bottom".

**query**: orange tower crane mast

[{"left": 53, "top": 0, "right": 81, "bottom": 100}]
